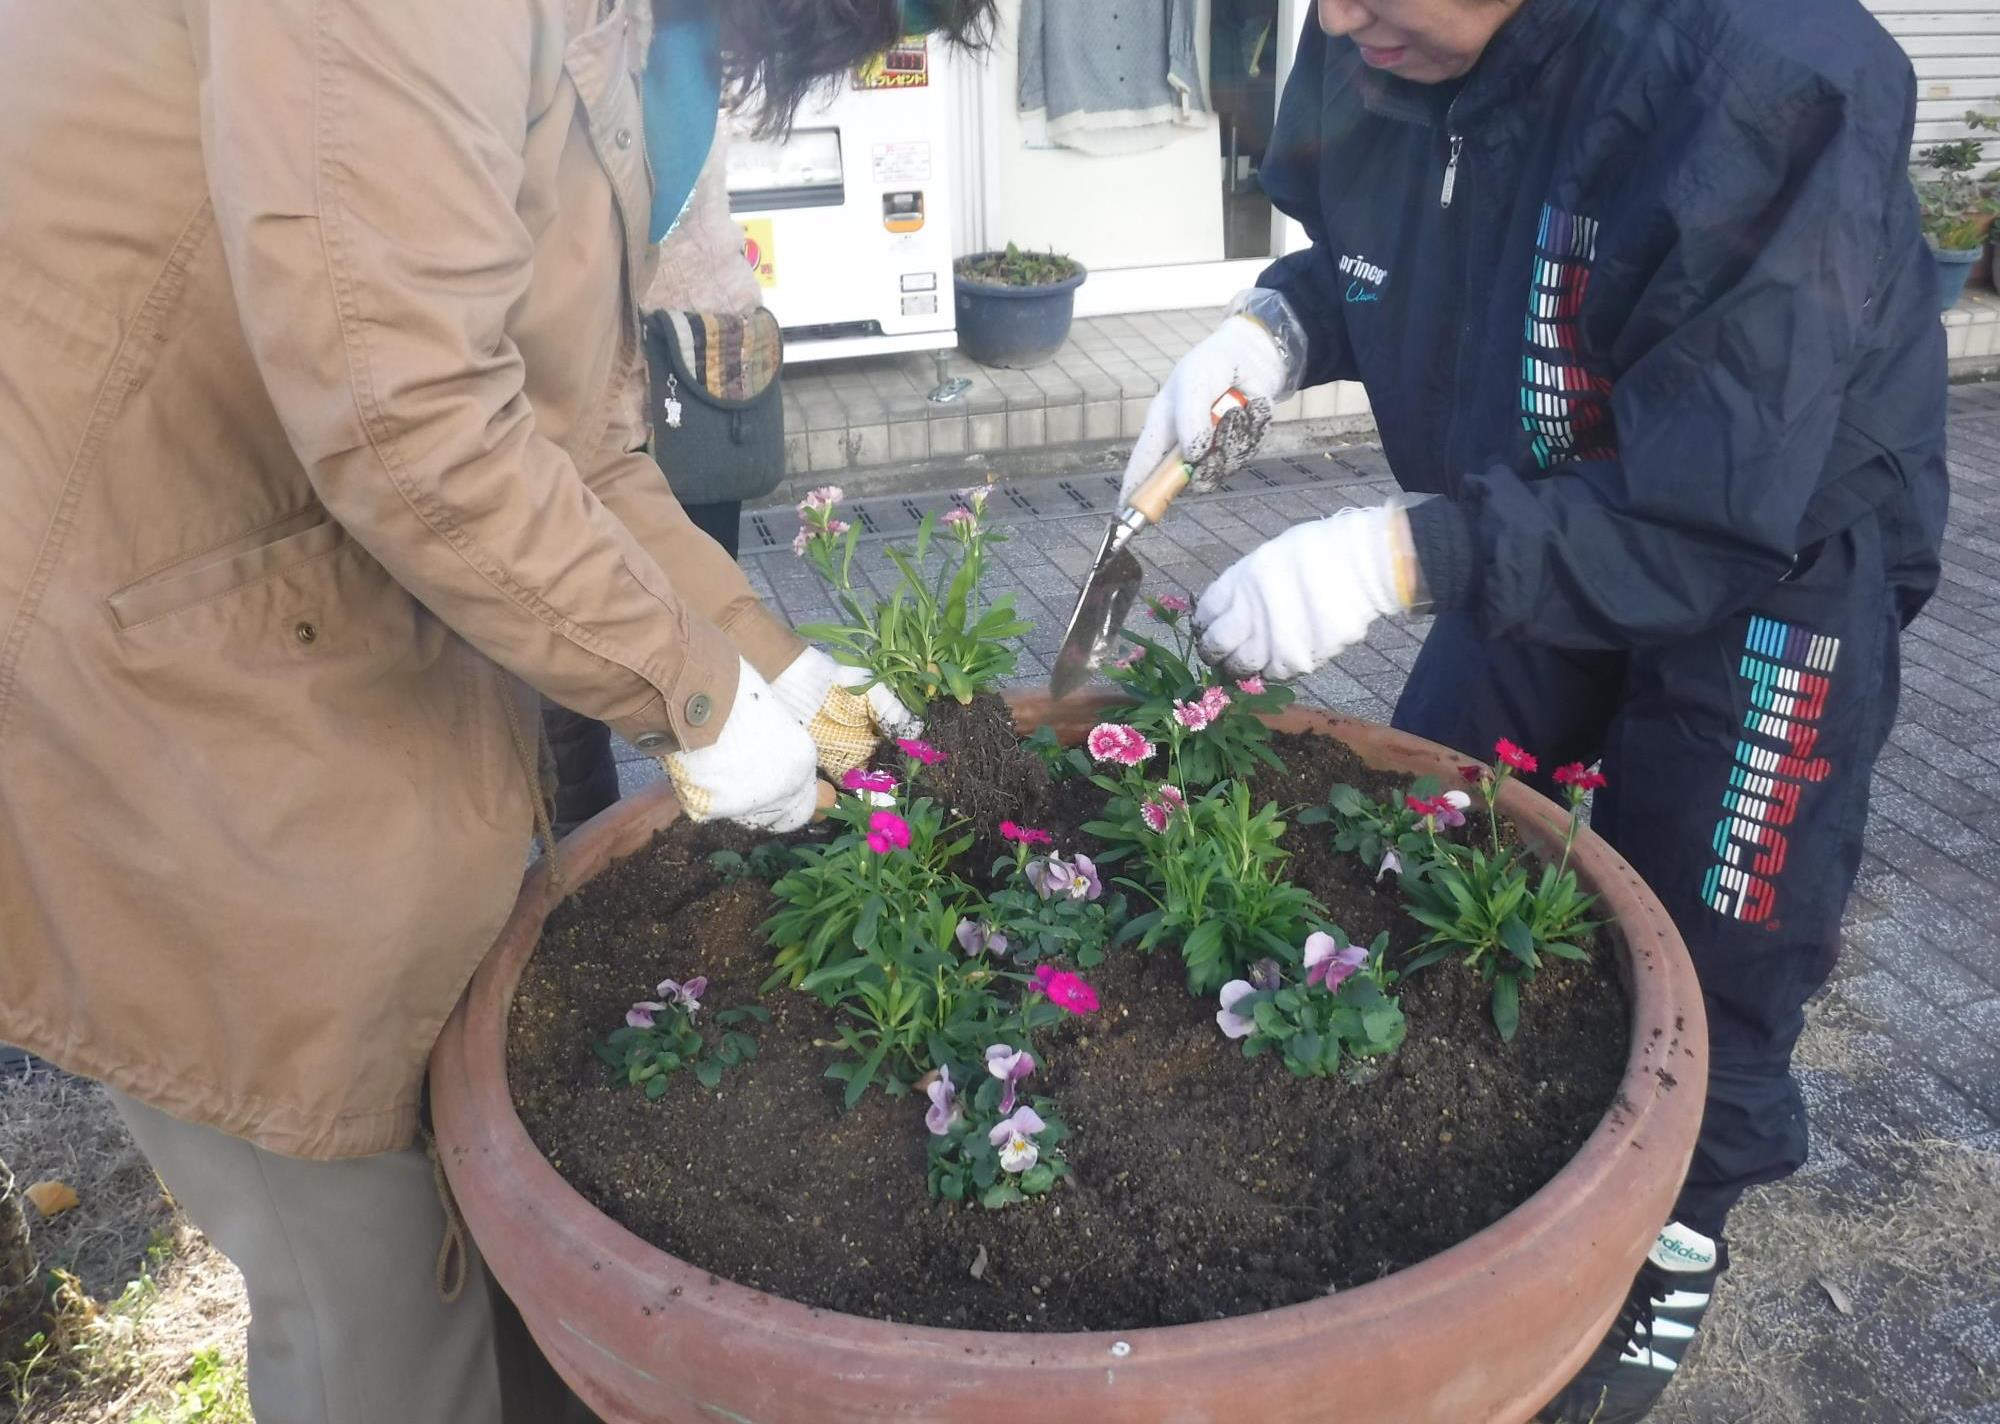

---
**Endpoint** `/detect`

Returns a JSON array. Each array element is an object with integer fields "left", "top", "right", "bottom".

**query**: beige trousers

[{"left": 110, "top": 1090, "right": 593, "bottom": 1424}]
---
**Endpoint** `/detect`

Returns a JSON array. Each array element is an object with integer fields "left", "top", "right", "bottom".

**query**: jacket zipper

[
  {"left": 1438, "top": 94, "right": 1475, "bottom": 490},
  {"left": 1440, "top": 93, "right": 1465, "bottom": 209}
]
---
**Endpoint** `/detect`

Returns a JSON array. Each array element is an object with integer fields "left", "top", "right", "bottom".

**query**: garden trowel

[{"left": 1049, "top": 389, "right": 1248, "bottom": 699}]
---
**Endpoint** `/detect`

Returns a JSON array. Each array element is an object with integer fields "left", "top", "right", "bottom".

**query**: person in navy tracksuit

[{"left": 1122, "top": 0, "right": 1950, "bottom": 1417}]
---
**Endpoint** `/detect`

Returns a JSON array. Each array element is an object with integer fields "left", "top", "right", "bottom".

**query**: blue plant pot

[
  {"left": 953, "top": 257, "right": 1089, "bottom": 370},
  {"left": 1933, "top": 242, "right": 1979, "bottom": 313}
]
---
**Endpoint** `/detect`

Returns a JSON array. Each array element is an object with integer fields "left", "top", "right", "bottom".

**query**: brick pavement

[{"left": 611, "top": 389, "right": 2000, "bottom": 1419}]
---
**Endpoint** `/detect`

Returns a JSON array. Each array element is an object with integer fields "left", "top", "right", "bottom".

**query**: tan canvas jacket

[{"left": 0, "top": 0, "right": 803, "bottom": 1157}]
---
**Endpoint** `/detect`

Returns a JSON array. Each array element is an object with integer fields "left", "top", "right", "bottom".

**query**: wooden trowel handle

[
  {"left": 1126, "top": 451, "right": 1191, "bottom": 526},
  {"left": 1124, "top": 386, "right": 1250, "bottom": 527}
]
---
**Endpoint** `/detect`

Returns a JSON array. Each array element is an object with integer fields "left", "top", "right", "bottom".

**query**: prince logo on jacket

[{"left": 1702, "top": 616, "right": 1842, "bottom": 925}]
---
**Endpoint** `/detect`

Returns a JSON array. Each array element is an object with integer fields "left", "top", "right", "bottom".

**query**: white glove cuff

[
  {"left": 1330, "top": 506, "right": 1411, "bottom": 619},
  {"left": 833, "top": 662, "right": 924, "bottom": 738}
]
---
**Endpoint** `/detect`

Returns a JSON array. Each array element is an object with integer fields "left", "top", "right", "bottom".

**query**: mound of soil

[{"left": 508, "top": 728, "right": 1629, "bottom": 1332}]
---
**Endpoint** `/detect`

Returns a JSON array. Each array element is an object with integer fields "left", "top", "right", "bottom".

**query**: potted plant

[
  {"left": 1919, "top": 120, "right": 2000, "bottom": 311},
  {"left": 953, "top": 243, "right": 1088, "bottom": 369},
  {"left": 431, "top": 487, "right": 1707, "bottom": 1424}
]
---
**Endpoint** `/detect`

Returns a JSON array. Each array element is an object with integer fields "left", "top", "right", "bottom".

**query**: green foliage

[
  {"left": 925, "top": 1076, "right": 1071, "bottom": 1210},
  {"left": 132, "top": 1346, "right": 252, "bottom": 1424},
  {"left": 596, "top": 1001, "right": 768, "bottom": 1095},
  {"left": 1229, "top": 933, "right": 1407, "bottom": 1077},
  {"left": 1095, "top": 779, "right": 1327, "bottom": 995},
  {"left": 1298, "top": 776, "right": 1444, "bottom": 871},
  {"left": 798, "top": 503, "right": 1031, "bottom": 709},
  {"left": 4, "top": 1268, "right": 155, "bottom": 1411},
  {"left": 1105, "top": 603, "right": 1294, "bottom": 787},
  {"left": 706, "top": 842, "right": 795, "bottom": 883},
  {"left": 763, "top": 795, "right": 974, "bottom": 991},
  {"left": 1400, "top": 778, "right": 1599, "bottom": 1042},
  {"left": 1918, "top": 110, "right": 2000, "bottom": 251},
  {"left": 954, "top": 242, "right": 1082, "bottom": 289},
  {"left": 980, "top": 851, "right": 1127, "bottom": 967},
  {"left": 1022, "top": 723, "right": 1093, "bottom": 782},
  {"left": 813, "top": 893, "right": 1051, "bottom": 1106}
]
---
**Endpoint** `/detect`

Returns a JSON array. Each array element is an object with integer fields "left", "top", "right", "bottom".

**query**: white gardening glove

[
  {"left": 662, "top": 659, "right": 819, "bottom": 830},
  {"left": 1120, "top": 289, "right": 1310, "bottom": 505},
  {"left": 1195, "top": 507, "right": 1411, "bottom": 682},
  {"left": 771, "top": 647, "right": 923, "bottom": 777}
]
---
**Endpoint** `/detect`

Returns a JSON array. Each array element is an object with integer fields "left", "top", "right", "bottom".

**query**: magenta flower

[
  {"left": 625, "top": 1000, "right": 667, "bottom": 1030},
  {"left": 1112, "top": 645, "right": 1145, "bottom": 670},
  {"left": 1216, "top": 979, "right": 1258, "bottom": 1039},
  {"left": 999, "top": 820, "right": 1053, "bottom": 847},
  {"left": 1406, "top": 793, "right": 1468, "bottom": 829},
  {"left": 986, "top": 1044, "right": 1036, "bottom": 1114},
  {"left": 989, "top": 1107, "right": 1047, "bottom": 1174},
  {"left": 797, "top": 485, "right": 845, "bottom": 515},
  {"left": 941, "top": 507, "right": 977, "bottom": 531},
  {"left": 1303, "top": 933, "right": 1369, "bottom": 993},
  {"left": 791, "top": 527, "right": 813, "bottom": 558},
  {"left": 840, "top": 768, "right": 898, "bottom": 795},
  {"left": 898, "top": 737, "right": 946, "bottom": 766},
  {"left": 1140, "top": 782, "right": 1187, "bottom": 834},
  {"left": 1172, "top": 686, "right": 1231, "bottom": 732},
  {"left": 1150, "top": 594, "right": 1192, "bottom": 619},
  {"left": 1033, "top": 964, "right": 1100, "bottom": 1015},
  {"left": 1086, "top": 722, "right": 1155, "bottom": 767},
  {"left": 954, "top": 918, "right": 1010, "bottom": 958},
  {"left": 865, "top": 810, "right": 912, "bottom": 855},
  {"left": 1236, "top": 675, "right": 1266, "bottom": 695},
  {"left": 657, "top": 976, "right": 707, "bottom": 1013},
  {"left": 1376, "top": 847, "right": 1404, "bottom": 883},
  {"left": 925, "top": 1065, "right": 962, "bottom": 1136}
]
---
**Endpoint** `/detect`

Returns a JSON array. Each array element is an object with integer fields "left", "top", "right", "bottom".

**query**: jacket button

[
  {"left": 615, "top": 127, "right": 634, "bottom": 150},
  {"left": 294, "top": 621, "right": 318, "bottom": 645},
  {"left": 633, "top": 731, "right": 671, "bottom": 751},
  {"left": 685, "top": 692, "right": 713, "bottom": 727}
]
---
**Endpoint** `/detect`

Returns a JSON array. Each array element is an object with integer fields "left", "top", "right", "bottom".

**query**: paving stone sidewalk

[{"left": 607, "top": 390, "right": 2000, "bottom": 1419}]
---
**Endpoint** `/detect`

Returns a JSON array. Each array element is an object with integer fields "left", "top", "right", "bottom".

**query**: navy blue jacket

[{"left": 1258, "top": 0, "right": 1950, "bottom": 648}]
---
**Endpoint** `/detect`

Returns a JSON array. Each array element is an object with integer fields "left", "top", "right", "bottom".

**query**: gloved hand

[
  {"left": 1195, "top": 506, "right": 1414, "bottom": 682},
  {"left": 662, "top": 658, "right": 820, "bottom": 830},
  {"left": 771, "top": 646, "right": 924, "bottom": 777},
  {"left": 1120, "top": 289, "right": 1310, "bottom": 506}
]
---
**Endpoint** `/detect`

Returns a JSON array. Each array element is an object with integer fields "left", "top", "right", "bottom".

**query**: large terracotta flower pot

[{"left": 430, "top": 696, "right": 1708, "bottom": 1424}]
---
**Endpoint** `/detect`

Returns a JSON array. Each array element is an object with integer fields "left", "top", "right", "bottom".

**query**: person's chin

[{"left": 1362, "top": 47, "right": 1458, "bottom": 83}]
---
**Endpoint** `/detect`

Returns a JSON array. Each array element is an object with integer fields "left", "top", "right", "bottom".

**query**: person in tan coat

[{"left": 0, "top": 0, "right": 992, "bottom": 1417}]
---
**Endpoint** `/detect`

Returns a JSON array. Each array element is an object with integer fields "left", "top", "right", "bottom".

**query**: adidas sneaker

[{"left": 1538, "top": 1221, "right": 1727, "bottom": 1423}]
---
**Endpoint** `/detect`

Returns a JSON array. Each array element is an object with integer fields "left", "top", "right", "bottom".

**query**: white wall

[
  {"left": 1867, "top": 0, "right": 2000, "bottom": 166},
  {"left": 976, "top": 0, "right": 1228, "bottom": 271}
]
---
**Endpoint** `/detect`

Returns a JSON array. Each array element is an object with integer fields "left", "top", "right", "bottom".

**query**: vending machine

[{"left": 726, "top": 38, "right": 959, "bottom": 365}]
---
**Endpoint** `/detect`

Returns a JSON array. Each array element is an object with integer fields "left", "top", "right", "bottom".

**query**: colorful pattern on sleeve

[
  {"left": 1702, "top": 616, "right": 1841, "bottom": 925},
  {"left": 1521, "top": 205, "right": 1615, "bottom": 469}
]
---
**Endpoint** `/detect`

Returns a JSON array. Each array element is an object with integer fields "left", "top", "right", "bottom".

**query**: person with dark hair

[
  {"left": 1128, "top": 1, "right": 1948, "bottom": 1421},
  {"left": 543, "top": 0, "right": 999, "bottom": 838},
  {"left": 0, "top": 1, "right": 987, "bottom": 1419}
]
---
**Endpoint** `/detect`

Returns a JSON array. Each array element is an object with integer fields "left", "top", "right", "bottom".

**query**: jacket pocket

[{"left": 107, "top": 512, "right": 347, "bottom": 630}]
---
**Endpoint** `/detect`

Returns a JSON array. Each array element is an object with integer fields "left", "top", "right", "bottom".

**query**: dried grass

[
  {"left": 0, "top": 1071, "right": 247, "bottom": 1424},
  {"left": 1657, "top": 986, "right": 2000, "bottom": 1423}
]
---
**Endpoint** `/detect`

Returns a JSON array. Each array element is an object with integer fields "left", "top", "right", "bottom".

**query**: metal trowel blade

[{"left": 1049, "top": 546, "right": 1144, "bottom": 700}]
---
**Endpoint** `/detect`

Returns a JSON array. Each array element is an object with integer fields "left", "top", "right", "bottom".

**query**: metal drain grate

[{"left": 740, "top": 452, "right": 1377, "bottom": 552}]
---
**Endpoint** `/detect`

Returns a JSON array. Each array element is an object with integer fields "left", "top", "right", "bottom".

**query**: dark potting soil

[{"left": 508, "top": 714, "right": 1630, "bottom": 1332}]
